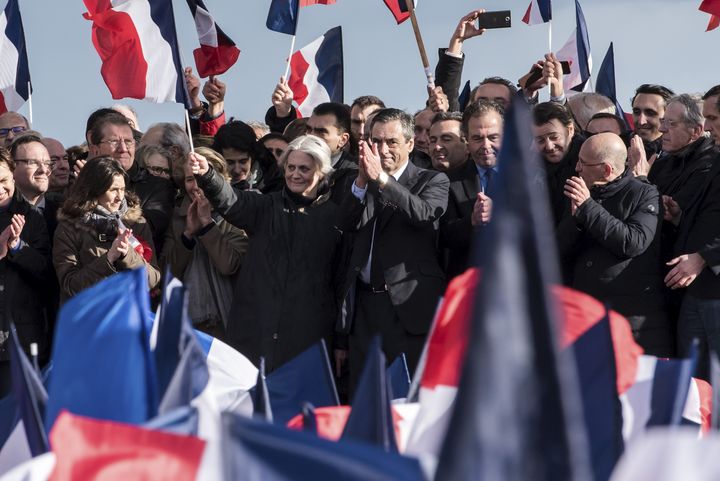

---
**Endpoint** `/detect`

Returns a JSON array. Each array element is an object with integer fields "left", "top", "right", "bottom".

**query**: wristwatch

[{"left": 378, "top": 172, "right": 389, "bottom": 187}]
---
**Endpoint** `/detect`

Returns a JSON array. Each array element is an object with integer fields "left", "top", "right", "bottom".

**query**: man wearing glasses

[
  {"left": 87, "top": 112, "right": 175, "bottom": 253},
  {"left": 558, "top": 132, "right": 670, "bottom": 357},
  {"left": 0, "top": 111, "right": 28, "bottom": 147}
]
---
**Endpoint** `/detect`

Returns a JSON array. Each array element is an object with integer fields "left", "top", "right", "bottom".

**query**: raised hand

[
  {"left": 7, "top": 214, "right": 25, "bottom": 249},
  {"left": 448, "top": 10, "right": 486, "bottom": 54},
  {"left": 564, "top": 176, "right": 591, "bottom": 215},
  {"left": 188, "top": 152, "right": 209, "bottom": 176},
  {"left": 358, "top": 140, "right": 382, "bottom": 185},
  {"left": 471, "top": 192, "right": 492, "bottom": 226},
  {"left": 184, "top": 67, "right": 203, "bottom": 111},
  {"left": 271, "top": 76, "right": 294, "bottom": 118},
  {"left": 107, "top": 228, "right": 131, "bottom": 264},
  {"left": 427, "top": 86, "right": 449, "bottom": 113},
  {"left": 543, "top": 52, "right": 564, "bottom": 99}
]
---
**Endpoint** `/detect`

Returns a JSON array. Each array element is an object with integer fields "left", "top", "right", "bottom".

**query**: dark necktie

[{"left": 483, "top": 168, "right": 495, "bottom": 195}]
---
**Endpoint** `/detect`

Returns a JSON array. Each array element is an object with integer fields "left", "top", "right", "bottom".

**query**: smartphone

[
  {"left": 524, "top": 61, "right": 572, "bottom": 86},
  {"left": 476, "top": 10, "right": 511, "bottom": 29}
]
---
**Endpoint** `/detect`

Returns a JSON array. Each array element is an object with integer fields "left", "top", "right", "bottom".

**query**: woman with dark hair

[
  {"left": 189, "top": 135, "right": 347, "bottom": 372},
  {"left": 53, "top": 156, "right": 160, "bottom": 303},
  {"left": 212, "top": 121, "right": 282, "bottom": 192}
]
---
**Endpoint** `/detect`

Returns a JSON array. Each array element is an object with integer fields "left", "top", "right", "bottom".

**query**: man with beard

[
  {"left": 631, "top": 84, "right": 675, "bottom": 158},
  {"left": 439, "top": 100, "right": 502, "bottom": 279}
]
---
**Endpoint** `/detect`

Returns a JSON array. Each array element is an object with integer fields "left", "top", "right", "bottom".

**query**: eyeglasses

[
  {"left": 99, "top": 138, "right": 135, "bottom": 150},
  {"left": 15, "top": 159, "right": 56, "bottom": 170},
  {"left": 0, "top": 126, "right": 26, "bottom": 138},
  {"left": 577, "top": 159, "right": 606, "bottom": 167},
  {"left": 659, "top": 118, "right": 684, "bottom": 128},
  {"left": 147, "top": 166, "right": 171, "bottom": 176}
]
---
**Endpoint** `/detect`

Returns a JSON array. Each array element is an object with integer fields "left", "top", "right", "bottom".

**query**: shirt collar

[{"left": 391, "top": 159, "right": 410, "bottom": 181}]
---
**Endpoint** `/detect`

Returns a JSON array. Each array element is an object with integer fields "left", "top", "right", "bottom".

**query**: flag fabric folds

[
  {"left": 82, "top": 0, "right": 189, "bottom": 107},
  {"left": 383, "top": 0, "right": 415, "bottom": 24},
  {"left": 700, "top": 0, "right": 720, "bottom": 31},
  {"left": 221, "top": 412, "right": 424, "bottom": 481},
  {"left": 436, "top": 97, "right": 591, "bottom": 481},
  {"left": 264, "top": 340, "right": 339, "bottom": 425},
  {"left": 48, "top": 412, "right": 208, "bottom": 481},
  {"left": 44, "top": 269, "right": 158, "bottom": 431},
  {"left": 340, "top": 337, "right": 398, "bottom": 453},
  {"left": 266, "top": 0, "right": 300, "bottom": 35},
  {"left": 0, "top": 0, "right": 30, "bottom": 114},
  {"left": 185, "top": 0, "right": 240, "bottom": 78},
  {"left": 522, "top": 0, "right": 552, "bottom": 25},
  {"left": 387, "top": 353, "right": 411, "bottom": 400},
  {"left": 568, "top": 313, "right": 623, "bottom": 481},
  {"left": 595, "top": 43, "right": 629, "bottom": 131},
  {"left": 557, "top": 0, "right": 592, "bottom": 92},
  {"left": 8, "top": 327, "right": 47, "bottom": 457},
  {"left": 288, "top": 26, "right": 343, "bottom": 118}
]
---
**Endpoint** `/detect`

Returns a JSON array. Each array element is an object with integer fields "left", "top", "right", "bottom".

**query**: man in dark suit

[
  {"left": 440, "top": 100, "right": 503, "bottom": 279},
  {"left": 340, "top": 108, "right": 449, "bottom": 391}
]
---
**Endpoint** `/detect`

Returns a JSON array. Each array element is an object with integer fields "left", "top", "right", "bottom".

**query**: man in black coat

[
  {"left": 439, "top": 101, "right": 502, "bottom": 280},
  {"left": 559, "top": 133, "right": 670, "bottom": 356},
  {"left": 340, "top": 108, "right": 449, "bottom": 391},
  {"left": 663, "top": 84, "right": 720, "bottom": 379}
]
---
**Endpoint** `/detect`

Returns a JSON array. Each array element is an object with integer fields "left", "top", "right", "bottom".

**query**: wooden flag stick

[
  {"left": 406, "top": 1, "right": 435, "bottom": 89},
  {"left": 283, "top": 34, "right": 297, "bottom": 80}
]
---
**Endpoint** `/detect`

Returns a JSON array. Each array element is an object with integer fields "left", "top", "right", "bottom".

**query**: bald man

[{"left": 559, "top": 133, "right": 671, "bottom": 356}]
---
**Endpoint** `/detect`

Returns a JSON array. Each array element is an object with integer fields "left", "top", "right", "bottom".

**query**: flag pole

[
  {"left": 406, "top": 1, "right": 435, "bottom": 89},
  {"left": 283, "top": 35, "right": 297, "bottom": 80},
  {"left": 178, "top": 49, "right": 195, "bottom": 153},
  {"left": 547, "top": 22, "right": 552, "bottom": 98},
  {"left": 27, "top": 81, "right": 33, "bottom": 128}
]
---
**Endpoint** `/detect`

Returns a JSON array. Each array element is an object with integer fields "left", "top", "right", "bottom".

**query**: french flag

[
  {"left": 185, "top": 0, "right": 240, "bottom": 78},
  {"left": 0, "top": 0, "right": 31, "bottom": 114},
  {"left": 522, "top": 0, "right": 552, "bottom": 25},
  {"left": 383, "top": 0, "right": 417, "bottom": 24},
  {"left": 700, "top": 0, "right": 720, "bottom": 31},
  {"left": 288, "top": 26, "right": 343, "bottom": 118},
  {"left": 556, "top": 0, "right": 592, "bottom": 92},
  {"left": 82, "top": 0, "right": 189, "bottom": 107}
]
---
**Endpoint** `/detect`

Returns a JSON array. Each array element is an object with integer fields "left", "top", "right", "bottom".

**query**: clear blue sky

[{"left": 18, "top": 0, "right": 716, "bottom": 146}]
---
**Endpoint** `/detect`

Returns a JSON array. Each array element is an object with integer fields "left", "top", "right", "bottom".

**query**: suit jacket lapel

[
  {"left": 378, "top": 161, "right": 418, "bottom": 232},
  {"left": 461, "top": 159, "right": 479, "bottom": 201}
]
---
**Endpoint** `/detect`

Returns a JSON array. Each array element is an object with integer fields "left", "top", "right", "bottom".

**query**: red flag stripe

[{"left": 700, "top": 0, "right": 720, "bottom": 16}]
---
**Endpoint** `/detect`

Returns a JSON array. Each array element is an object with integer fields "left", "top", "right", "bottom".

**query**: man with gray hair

[
  {"left": 559, "top": 132, "right": 669, "bottom": 355},
  {"left": 566, "top": 92, "right": 616, "bottom": 131},
  {"left": 141, "top": 122, "right": 192, "bottom": 188},
  {"left": 340, "top": 107, "right": 449, "bottom": 392},
  {"left": 634, "top": 93, "right": 716, "bottom": 217}
]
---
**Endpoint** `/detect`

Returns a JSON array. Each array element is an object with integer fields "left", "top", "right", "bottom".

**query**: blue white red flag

[
  {"left": 596, "top": 43, "right": 630, "bottom": 130},
  {"left": 522, "top": 0, "right": 552, "bottom": 25},
  {"left": 185, "top": 0, "right": 239, "bottom": 78},
  {"left": 82, "top": 0, "right": 190, "bottom": 107},
  {"left": 383, "top": 0, "right": 417, "bottom": 24},
  {"left": 288, "top": 26, "right": 343, "bottom": 118},
  {"left": 266, "top": 0, "right": 300, "bottom": 35},
  {"left": 557, "top": 0, "right": 592, "bottom": 92},
  {"left": 0, "top": 0, "right": 31, "bottom": 114}
]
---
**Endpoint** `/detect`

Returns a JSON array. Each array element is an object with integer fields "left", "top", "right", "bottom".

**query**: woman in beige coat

[{"left": 53, "top": 156, "right": 161, "bottom": 303}]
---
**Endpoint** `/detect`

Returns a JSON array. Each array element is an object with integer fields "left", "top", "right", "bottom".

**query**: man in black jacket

[
  {"left": 340, "top": 108, "right": 449, "bottom": 392},
  {"left": 664, "top": 85, "right": 720, "bottom": 379},
  {"left": 559, "top": 133, "right": 670, "bottom": 356},
  {"left": 439, "top": 101, "right": 502, "bottom": 279},
  {"left": 533, "top": 102, "right": 585, "bottom": 226}
]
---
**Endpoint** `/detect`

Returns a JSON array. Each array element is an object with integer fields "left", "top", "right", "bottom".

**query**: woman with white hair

[{"left": 187, "top": 135, "right": 347, "bottom": 372}]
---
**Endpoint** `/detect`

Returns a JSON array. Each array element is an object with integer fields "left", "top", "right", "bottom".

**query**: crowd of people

[{"left": 1, "top": 9, "right": 720, "bottom": 401}]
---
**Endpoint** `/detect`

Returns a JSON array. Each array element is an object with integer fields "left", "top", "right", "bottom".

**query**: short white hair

[{"left": 279, "top": 135, "right": 334, "bottom": 177}]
